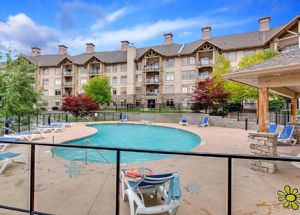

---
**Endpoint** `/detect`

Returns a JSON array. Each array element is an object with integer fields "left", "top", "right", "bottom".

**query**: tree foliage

[
  {"left": 0, "top": 53, "right": 43, "bottom": 117},
  {"left": 83, "top": 76, "right": 112, "bottom": 105},
  {"left": 193, "top": 77, "right": 231, "bottom": 113},
  {"left": 62, "top": 94, "right": 99, "bottom": 116},
  {"left": 213, "top": 50, "right": 280, "bottom": 103}
]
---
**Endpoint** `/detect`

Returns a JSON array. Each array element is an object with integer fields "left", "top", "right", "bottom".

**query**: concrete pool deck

[{"left": 1, "top": 121, "right": 300, "bottom": 215}]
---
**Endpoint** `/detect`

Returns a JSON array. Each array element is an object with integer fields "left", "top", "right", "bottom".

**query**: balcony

[
  {"left": 64, "top": 71, "right": 73, "bottom": 77},
  {"left": 90, "top": 70, "right": 100, "bottom": 76},
  {"left": 64, "top": 82, "right": 73, "bottom": 88},
  {"left": 145, "top": 91, "right": 159, "bottom": 96},
  {"left": 145, "top": 63, "right": 160, "bottom": 72},
  {"left": 144, "top": 77, "right": 159, "bottom": 84},
  {"left": 198, "top": 58, "right": 214, "bottom": 67}
]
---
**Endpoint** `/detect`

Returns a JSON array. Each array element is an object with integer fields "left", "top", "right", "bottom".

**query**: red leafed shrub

[
  {"left": 62, "top": 94, "right": 99, "bottom": 116},
  {"left": 192, "top": 77, "right": 231, "bottom": 112}
]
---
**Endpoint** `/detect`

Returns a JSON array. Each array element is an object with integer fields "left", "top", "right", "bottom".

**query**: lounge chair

[
  {"left": 179, "top": 118, "right": 188, "bottom": 126},
  {"left": 0, "top": 152, "right": 26, "bottom": 175},
  {"left": 35, "top": 124, "right": 65, "bottom": 133},
  {"left": 2, "top": 126, "right": 45, "bottom": 141},
  {"left": 197, "top": 117, "right": 210, "bottom": 127},
  {"left": 0, "top": 137, "right": 21, "bottom": 152},
  {"left": 121, "top": 169, "right": 181, "bottom": 215},
  {"left": 121, "top": 114, "right": 128, "bottom": 122},
  {"left": 50, "top": 118, "right": 73, "bottom": 128},
  {"left": 278, "top": 125, "right": 297, "bottom": 145},
  {"left": 268, "top": 123, "right": 278, "bottom": 133},
  {"left": 140, "top": 120, "right": 152, "bottom": 125}
]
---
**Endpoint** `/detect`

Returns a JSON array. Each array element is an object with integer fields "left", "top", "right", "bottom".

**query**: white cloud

[
  {"left": 91, "top": 7, "right": 128, "bottom": 30},
  {"left": 0, "top": 13, "right": 59, "bottom": 54}
]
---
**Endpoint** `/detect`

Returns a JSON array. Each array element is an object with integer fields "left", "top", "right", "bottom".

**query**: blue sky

[{"left": 0, "top": 0, "right": 299, "bottom": 55}]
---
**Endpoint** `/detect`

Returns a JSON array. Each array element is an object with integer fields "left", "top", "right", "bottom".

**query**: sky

[{"left": 0, "top": 0, "right": 299, "bottom": 55}]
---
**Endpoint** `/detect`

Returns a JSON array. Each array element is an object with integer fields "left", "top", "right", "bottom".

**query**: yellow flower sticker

[{"left": 277, "top": 185, "right": 300, "bottom": 210}]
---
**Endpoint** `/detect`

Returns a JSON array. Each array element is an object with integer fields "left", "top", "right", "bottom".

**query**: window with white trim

[{"left": 165, "top": 72, "right": 175, "bottom": 81}]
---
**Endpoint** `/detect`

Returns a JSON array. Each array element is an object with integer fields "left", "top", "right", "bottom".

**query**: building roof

[{"left": 23, "top": 19, "right": 291, "bottom": 66}]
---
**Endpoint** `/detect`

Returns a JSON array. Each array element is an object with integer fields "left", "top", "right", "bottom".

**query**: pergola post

[
  {"left": 258, "top": 87, "right": 269, "bottom": 132},
  {"left": 291, "top": 97, "right": 298, "bottom": 123}
]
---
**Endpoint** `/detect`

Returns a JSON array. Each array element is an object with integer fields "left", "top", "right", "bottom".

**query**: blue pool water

[{"left": 53, "top": 124, "right": 201, "bottom": 163}]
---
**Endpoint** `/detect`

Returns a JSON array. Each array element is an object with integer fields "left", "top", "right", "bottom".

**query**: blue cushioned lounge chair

[
  {"left": 0, "top": 152, "right": 26, "bottom": 174},
  {"left": 179, "top": 118, "right": 188, "bottom": 126},
  {"left": 268, "top": 123, "right": 278, "bottom": 133},
  {"left": 0, "top": 137, "right": 20, "bottom": 152},
  {"left": 278, "top": 125, "right": 297, "bottom": 145},
  {"left": 120, "top": 114, "right": 128, "bottom": 122},
  {"left": 197, "top": 117, "right": 210, "bottom": 127},
  {"left": 121, "top": 170, "right": 181, "bottom": 215}
]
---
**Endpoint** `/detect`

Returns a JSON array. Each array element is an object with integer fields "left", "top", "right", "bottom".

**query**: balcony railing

[
  {"left": 90, "top": 70, "right": 100, "bottom": 75},
  {"left": 64, "top": 71, "right": 73, "bottom": 77},
  {"left": 145, "top": 64, "right": 160, "bottom": 71},
  {"left": 64, "top": 82, "right": 72, "bottom": 88},
  {"left": 198, "top": 58, "right": 214, "bottom": 66},
  {"left": 145, "top": 78, "right": 159, "bottom": 84},
  {"left": 145, "top": 91, "right": 159, "bottom": 96}
]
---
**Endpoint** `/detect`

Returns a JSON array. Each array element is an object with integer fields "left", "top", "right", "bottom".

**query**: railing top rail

[{"left": 1, "top": 140, "right": 300, "bottom": 162}]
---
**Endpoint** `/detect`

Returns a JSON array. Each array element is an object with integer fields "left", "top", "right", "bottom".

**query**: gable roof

[
  {"left": 135, "top": 44, "right": 183, "bottom": 60},
  {"left": 72, "top": 51, "right": 127, "bottom": 64},
  {"left": 24, "top": 54, "right": 73, "bottom": 67}
]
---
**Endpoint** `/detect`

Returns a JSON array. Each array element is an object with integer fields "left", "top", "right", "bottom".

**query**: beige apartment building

[{"left": 24, "top": 16, "right": 300, "bottom": 110}]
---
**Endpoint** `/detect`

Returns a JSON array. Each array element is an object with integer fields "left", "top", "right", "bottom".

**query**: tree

[
  {"left": 62, "top": 94, "right": 99, "bottom": 117},
  {"left": 0, "top": 53, "right": 43, "bottom": 118},
  {"left": 193, "top": 77, "right": 231, "bottom": 114},
  {"left": 83, "top": 76, "right": 112, "bottom": 105},
  {"left": 212, "top": 50, "right": 280, "bottom": 104}
]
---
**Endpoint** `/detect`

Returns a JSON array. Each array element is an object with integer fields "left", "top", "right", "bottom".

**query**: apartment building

[{"left": 24, "top": 16, "right": 300, "bottom": 110}]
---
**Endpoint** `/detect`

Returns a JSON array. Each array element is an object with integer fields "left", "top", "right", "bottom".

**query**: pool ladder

[{"left": 84, "top": 138, "right": 110, "bottom": 164}]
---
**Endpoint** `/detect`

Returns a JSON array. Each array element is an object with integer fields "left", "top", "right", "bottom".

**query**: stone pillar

[
  {"left": 258, "top": 87, "right": 269, "bottom": 132},
  {"left": 249, "top": 132, "right": 278, "bottom": 173}
]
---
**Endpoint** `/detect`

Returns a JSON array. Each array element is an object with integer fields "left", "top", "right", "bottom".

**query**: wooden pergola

[{"left": 224, "top": 49, "right": 300, "bottom": 132}]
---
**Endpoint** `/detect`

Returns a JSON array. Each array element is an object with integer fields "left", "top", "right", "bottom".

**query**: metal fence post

[
  {"left": 30, "top": 144, "right": 36, "bottom": 214},
  {"left": 65, "top": 114, "right": 68, "bottom": 122},
  {"left": 275, "top": 111, "right": 278, "bottom": 125},
  {"left": 116, "top": 150, "right": 120, "bottom": 215},
  {"left": 227, "top": 157, "right": 232, "bottom": 215},
  {"left": 245, "top": 118, "right": 248, "bottom": 130},
  {"left": 17, "top": 116, "right": 21, "bottom": 133},
  {"left": 237, "top": 112, "right": 240, "bottom": 121},
  {"left": 28, "top": 116, "right": 31, "bottom": 131}
]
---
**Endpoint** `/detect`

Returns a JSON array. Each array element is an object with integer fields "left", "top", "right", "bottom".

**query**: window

[
  {"left": 281, "top": 44, "right": 298, "bottom": 53},
  {"left": 181, "top": 57, "right": 195, "bottom": 66},
  {"left": 55, "top": 79, "right": 61, "bottom": 86},
  {"left": 112, "top": 88, "right": 117, "bottom": 95},
  {"left": 136, "top": 61, "right": 143, "bottom": 70},
  {"left": 190, "top": 84, "right": 196, "bottom": 93},
  {"left": 199, "top": 71, "right": 210, "bottom": 80},
  {"left": 166, "top": 99, "right": 174, "bottom": 107},
  {"left": 135, "top": 100, "right": 141, "bottom": 107},
  {"left": 43, "top": 89, "right": 49, "bottom": 96},
  {"left": 42, "top": 68, "right": 49, "bottom": 75},
  {"left": 106, "top": 66, "right": 112, "bottom": 73},
  {"left": 55, "top": 68, "right": 61, "bottom": 75},
  {"left": 182, "top": 70, "right": 196, "bottom": 80},
  {"left": 42, "top": 79, "right": 49, "bottom": 86},
  {"left": 112, "top": 76, "right": 117, "bottom": 84},
  {"left": 55, "top": 89, "right": 61, "bottom": 96},
  {"left": 165, "top": 58, "right": 175, "bottom": 68},
  {"left": 121, "top": 76, "right": 127, "bottom": 84},
  {"left": 200, "top": 57, "right": 212, "bottom": 65},
  {"left": 80, "top": 77, "right": 87, "bottom": 85},
  {"left": 135, "top": 87, "right": 142, "bottom": 94},
  {"left": 55, "top": 101, "right": 60, "bottom": 106},
  {"left": 165, "top": 85, "right": 175, "bottom": 94},
  {"left": 112, "top": 65, "right": 118, "bottom": 73},
  {"left": 165, "top": 72, "right": 175, "bottom": 81},
  {"left": 182, "top": 85, "right": 188, "bottom": 93},
  {"left": 79, "top": 66, "right": 87, "bottom": 74},
  {"left": 225, "top": 52, "right": 236, "bottom": 62},
  {"left": 121, "top": 64, "right": 127, "bottom": 72},
  {"left": 244, "top": 50, "right": 255, "bottom": 57},
  {"left": 121, "top": 99, "right": 127, "bottom": 106},
  {"left": 136, "top": 74, "right": 142, "bottom": 83},
  {"left": 120, "top": 87, "right": 127, "bottom": 95}
]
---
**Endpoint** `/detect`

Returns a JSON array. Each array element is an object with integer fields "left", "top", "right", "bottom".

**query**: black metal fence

[{"left": 0, "top": 140, "right": 300, "bottom": 215}]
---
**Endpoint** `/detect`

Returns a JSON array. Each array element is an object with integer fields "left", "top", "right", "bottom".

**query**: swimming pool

[{"left": 53, "top": 123, "right": 201, "bottom": 163}]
